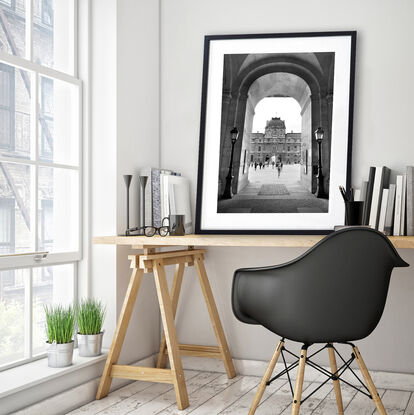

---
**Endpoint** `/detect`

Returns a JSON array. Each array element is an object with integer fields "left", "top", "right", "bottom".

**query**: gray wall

[{"left": 159, "top": 0, "right": 414, "bottom": 373}]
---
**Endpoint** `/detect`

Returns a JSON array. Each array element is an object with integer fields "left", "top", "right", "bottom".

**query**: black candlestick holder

[{"left": 123, "top": 175, "right": 132, "bottom": 235}]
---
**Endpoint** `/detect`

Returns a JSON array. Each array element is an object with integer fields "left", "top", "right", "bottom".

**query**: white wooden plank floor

[{"left": 68, "top": 370, "right": 414, "bottom": 415}]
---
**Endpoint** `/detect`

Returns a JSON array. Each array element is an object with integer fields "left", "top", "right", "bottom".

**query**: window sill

[{"left": 0, "top": 348, "right": 108, "bottom": 399}]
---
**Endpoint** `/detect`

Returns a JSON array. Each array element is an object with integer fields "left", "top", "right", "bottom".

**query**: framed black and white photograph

[{"left": 195, "top": 31, "right": 356, "bottom": 234}]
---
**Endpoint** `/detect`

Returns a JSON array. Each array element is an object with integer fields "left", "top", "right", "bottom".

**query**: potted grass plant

[
  {"left": 77, "top": 298, "right": 106, "bottom": 357},
  {"left": 44, "top": 304, "right": 75, "bottom": 368}
]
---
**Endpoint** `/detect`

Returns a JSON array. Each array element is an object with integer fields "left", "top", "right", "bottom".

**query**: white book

[
  {"left": 369, "top": 166, "right": 391, "bottom": 229},
  {"left": 406, "top": 166, "right": 414, "bottom": 235},
  {"left": 360, "top": 181, "right": 369, "bottom": 201},
  {"left": 166, "top": 176, "right": 193, "bottom": 233},
  {"left": 168, "top": 182, "right": 176, "bottom": 213},
  {"left": 369, "top": 168, "right": 381, "bottom": 228},
  {"left": 173, "top": 187, "right": 192, "bottom": 234},
  {"left": 160, "top": 173, "right": 171, "bottom": 221},
  {"left": 394, "top": 175, "right": 403, "bottom": 236},
  {"left": 378, "top": 189, "right": 389, "bottom": 233},
  {"left": 400, "top": 173, "right": 407, "bottom": 235},
  {"left": 155, "top": 169, "right": 175, "bottom": 226}
]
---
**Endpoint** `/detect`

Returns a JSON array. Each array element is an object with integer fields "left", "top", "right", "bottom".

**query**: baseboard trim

[
  {"left": 180, "top": 355, "right": 414, "bottom": 392},
  {"left": 13, "top": 354, "right": 157, "bottom": 415}
]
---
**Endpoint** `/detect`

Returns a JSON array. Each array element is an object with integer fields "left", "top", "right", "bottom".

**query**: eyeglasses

[
  {"left": 143, "top": 225, "right": 169, "bottom": 237},
  {"left": 126, "top": 225, "right": 169, "bottom": 237},
  {"left": 126, "top": 218, "right": 170, "bottom": 237}
]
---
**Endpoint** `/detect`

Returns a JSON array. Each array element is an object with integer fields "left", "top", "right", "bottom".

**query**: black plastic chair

[{"left": 232, "top": 227, "right": 409, "bottom": 415}]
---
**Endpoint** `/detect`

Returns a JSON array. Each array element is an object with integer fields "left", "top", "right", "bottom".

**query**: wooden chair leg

[
  {"left": 249, "top": 340, "right": 284, "bottom": 415},
  {"left": 328, "top": 344, "right": 344, "bottom": 414},
  {"left": 353, "top": 346, "right": 387, "bottom": 415},
  {"left": 96, "top": 268, "right": 144, "bottom": 399},
  {"left": 291, "top": 347, "right": 307, "bottom": 415},
  {"left": 194, "top": 255, "right": 236, "bottom": 379},
  {"left": 153, "top": 260, "right": 189, "bottom": 410},
  {"left": 156, "top": 263, "right": 185, "bottom": 369}
]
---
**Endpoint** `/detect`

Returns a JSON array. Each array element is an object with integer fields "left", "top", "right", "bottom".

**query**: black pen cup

[
  {"left": 169, "top": 214, "right": 185, "bottom": 236},
  {"left": 345, "top": 201, "right": 364, "bottom": 226}
]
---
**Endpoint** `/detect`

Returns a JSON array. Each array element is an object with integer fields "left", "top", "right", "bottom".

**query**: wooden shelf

[{"left": 93, "top": 234, "right": 414, "bottom": 249}]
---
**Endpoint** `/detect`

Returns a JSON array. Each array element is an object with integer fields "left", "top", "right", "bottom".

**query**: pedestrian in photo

[
  {"left": 277, "top": 158, "right": 282, "bottom": 178},
  {"left": 254, "top": 162, "right": 258, "bottom": 170}
]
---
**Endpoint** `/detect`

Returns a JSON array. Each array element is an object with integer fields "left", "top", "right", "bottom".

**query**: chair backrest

[{"left": 232, "top": 227, "right": 409, "bottom": 344}]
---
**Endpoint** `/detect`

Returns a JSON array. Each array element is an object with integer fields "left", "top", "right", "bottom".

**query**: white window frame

[{"left": 0, "top": 0, "right": 82, "bottom": 372}]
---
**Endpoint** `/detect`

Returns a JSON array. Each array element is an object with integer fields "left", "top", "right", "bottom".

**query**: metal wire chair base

[{"left": 266, "top": 340, "right": 372, "bottom": 405}]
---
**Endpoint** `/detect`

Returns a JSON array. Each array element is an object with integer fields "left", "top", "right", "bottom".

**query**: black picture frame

[{"left": 195, "top": 31, "right": 357, "bottom": 235}]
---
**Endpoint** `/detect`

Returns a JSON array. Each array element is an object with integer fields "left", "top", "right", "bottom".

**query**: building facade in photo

[{"left": 250, "top": 117, "right": 301, "bottom": 165}]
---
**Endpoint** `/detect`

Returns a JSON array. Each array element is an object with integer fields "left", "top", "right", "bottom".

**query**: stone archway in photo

[
  {"left": 218, "top": 53, "right": 334, "bottom": 197},
  {"left": 246, "top": 73, "right": 311, "bottom": 190}
]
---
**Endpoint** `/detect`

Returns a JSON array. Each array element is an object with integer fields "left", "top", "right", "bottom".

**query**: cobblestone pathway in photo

[{"left": 217, "top": 165, "right": 329, "bottom": 213}]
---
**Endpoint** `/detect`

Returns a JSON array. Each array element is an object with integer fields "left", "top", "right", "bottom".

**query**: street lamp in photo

[
  {"left": 222, "top": 127, "right": 239, "bottom": 199},
  {"left": 314, "top": 126, "right": 327, "bottom": 198}
]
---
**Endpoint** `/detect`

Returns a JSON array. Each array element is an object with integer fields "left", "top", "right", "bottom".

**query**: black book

[{"left": 363, "top": 167, "right": 376, "bottom": 225}]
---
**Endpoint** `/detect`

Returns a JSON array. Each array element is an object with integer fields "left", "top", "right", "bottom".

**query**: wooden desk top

[{"left": 93, "top": 234, "right": 414, "bottom": 249}]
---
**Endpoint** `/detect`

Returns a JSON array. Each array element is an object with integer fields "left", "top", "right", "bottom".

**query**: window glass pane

[
  {"left": 33, "top": 263, "right": 74, "bottom": 356},
  {"left": 0, "top": 63, "right": 31, "bottom": 159},
  {"left": 0, "top": 268, "right": 27, "bottom": 367},
  {"left": 0, "top": 0, "right": 26, "bottom": 58},
  {"left": 39, "top": 76, "right": 79, "bottom": 165},
  {"left": 33, "top": 0, "right": 74, "bottom": 74},
  {"left": 38, "top": 166, "right": 78, "bottom": 252},
  {"left": 0, "top": 161, "right": 33, "bottom": 254},
  {"left": 0, "top": 198, "right": 14, "bottom": 253}
]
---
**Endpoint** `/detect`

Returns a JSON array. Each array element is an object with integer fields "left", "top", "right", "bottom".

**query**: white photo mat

[{"left": 196, "top": 32, "right": 356, "bottom": 233}]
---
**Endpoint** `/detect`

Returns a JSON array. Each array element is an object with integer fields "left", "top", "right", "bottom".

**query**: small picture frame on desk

[{"left": 195, "top": 31, "right": 356, "bottom": 234}]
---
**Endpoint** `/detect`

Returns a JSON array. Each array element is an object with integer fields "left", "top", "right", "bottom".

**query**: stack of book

[
  {"left": 355, "top": 166, "right": 414, "bottom": 236},
  {"left": 140, "top": 167, "right": 193, "bottom": 233}
]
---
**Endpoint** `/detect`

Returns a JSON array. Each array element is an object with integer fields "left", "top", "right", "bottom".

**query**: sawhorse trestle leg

[
  {"left": 156, "top": 253, "right": 236, "bottom": 379},
  {"left": 96, "top": 247, "right": 235, "bottom": 411}
]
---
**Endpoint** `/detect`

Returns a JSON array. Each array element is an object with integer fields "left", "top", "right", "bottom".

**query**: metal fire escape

[{"left": 0, "top": 6, "right": 54, "bottom": 230}]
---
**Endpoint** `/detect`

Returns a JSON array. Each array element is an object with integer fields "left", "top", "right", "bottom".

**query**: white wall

[
  {"left": 160, "top": 0, "right": 414, "bottom": 373},
  {"left": 90, "top": 0, "right": 414, "bottom": 376},
  {"left": 90, "top": 0, "right": 160, "bottom": 365},
  {"left": 115, "top": 0, "right": 161, "bottom": 364},
  {"left": 90, "top": 0, "right": 118, "bottom": 351}
]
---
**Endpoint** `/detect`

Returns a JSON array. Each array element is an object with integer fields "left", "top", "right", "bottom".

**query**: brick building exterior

[
  {"left": 250, "top": 116, "right": 301, "bottom": 165},
  {"left": 0, "top": 0, "right": 54, "bottom": 305}
]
